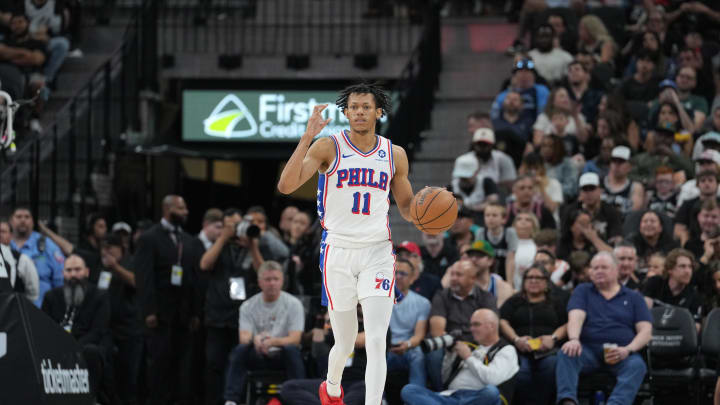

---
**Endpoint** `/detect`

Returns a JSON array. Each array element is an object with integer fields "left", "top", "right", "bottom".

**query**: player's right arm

[{"left": 277, "top": 104, "right": 334, "bottom": 194}]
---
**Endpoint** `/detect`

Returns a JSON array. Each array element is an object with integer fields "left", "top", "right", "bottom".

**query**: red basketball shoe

[{"left": 319, "top": 381, "right": 345, "bottom": 405}]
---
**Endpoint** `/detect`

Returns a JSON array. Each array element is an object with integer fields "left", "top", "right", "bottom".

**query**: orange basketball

[{"left": 410, "top": 187, "right": 458, "bottom": 235}]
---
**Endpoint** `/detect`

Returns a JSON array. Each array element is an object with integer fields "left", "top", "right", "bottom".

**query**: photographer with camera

[
  {"left": 426, "top": 259, "right": 497, "bottom": 391},
  {"left": 402, "top": 309, "right": 518, "bottom": 405},
  {"left": 199, "top": 208, "right": 264, "bottom": 405},
  {"left": 245, "top": 206, "right": 290, "bottom": 263}
]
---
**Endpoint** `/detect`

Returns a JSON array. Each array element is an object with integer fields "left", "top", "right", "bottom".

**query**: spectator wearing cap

[
  {"left": 425, "top": 254, "right": 497, "bottom": 391},
  {"left": 420, "top": 232, "right": 459, "bottom": 280},
  {"left": 650, "top": 80, "right": 697, "bottom": 137},
  {"left": 677, "top": 149, "right": 720, "bottom": 207},
  {"left": 452, "top": 128, "right": 517, "bottom": 196},
  {"left": 555, "top": 252, "right": 652, "bottom": 405},
  {"left": 629, "top": 122, "right": 694, "bottom": 184},
  {"left": 617, "top": 49, "right": 661, "bottom": 105},
  {"left": 398, "top": 240, "right": 442, "bottom": 303},
  {"left": 560, "top": 173, "right": 623, "bottom": 246},
  {"left": 674, "top": 170, "right": 720, "bottom": 246},
  {"left": 112, "top": 222, "right": 133, "bottom": 254},
  {"left": 601, "top": 146, "right": 646, "bottom": 217},
  {"left": 490, "top": 58, "right": 550, "bottom": 128},
  {"left": 647, "top": 166, "right": 680, "bottom": 219},
  {"left": 99, "top": 234, "right": 143, "bottom": 405},
  {"left": 387, "top": 257, "right": 430, "bottom": 387},
  {"left": 450, "top": 152, "right": 498, "bottom": 214},
  {"left": 499, "top": 262, "right": 568, "bottom": 405},
  {"left": 528, "top": 23, "right": 574, "bottom": 85},
  {"left": 650, "top": 67, "right": 709, "bottom": 129},
  {"left": 455, "top": 240, "right": 514, "bottom": 308},
  {"left": 506, "top": 176, "right": 557, "bottom": 232}
]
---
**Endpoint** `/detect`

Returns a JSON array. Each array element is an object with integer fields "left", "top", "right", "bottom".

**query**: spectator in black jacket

[
  {"left": 41, "top": 254, "right": 111, "bottom": 400},
  {"left": 199, "top": 208, "right": 263, "bottom": 405},
  {"left": 133, "top": 194, "right": 201, "bottom": 405}
]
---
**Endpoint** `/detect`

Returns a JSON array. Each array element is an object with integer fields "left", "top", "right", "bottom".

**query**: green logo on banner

[{"left": 203, "top": 95, "right": 259, "bottom": 138}]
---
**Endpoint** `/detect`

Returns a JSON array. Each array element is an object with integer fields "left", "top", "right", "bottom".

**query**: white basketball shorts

[{"left": 320, "top": 240, "right": 396, "bottom": 311}]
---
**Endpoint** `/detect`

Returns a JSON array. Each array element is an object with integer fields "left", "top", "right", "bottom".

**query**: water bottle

[{"left": 594, "top": 390, "right": 606, "bottom": 405}]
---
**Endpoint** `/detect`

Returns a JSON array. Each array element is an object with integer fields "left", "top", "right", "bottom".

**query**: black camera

[
  {"left": 420, "top": 330, "right": 462, "bottom": 353},
  {"left": 236, "top": 216, "right": 260, "bottom": 238}
]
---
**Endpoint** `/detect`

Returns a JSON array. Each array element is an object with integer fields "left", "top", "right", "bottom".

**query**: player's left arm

[{"left": 391, "top": 144, "right": 414, "bottom": 223}]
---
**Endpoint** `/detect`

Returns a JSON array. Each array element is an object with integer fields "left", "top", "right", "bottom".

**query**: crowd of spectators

[
  {"left": 1, "top": 1, "right": 720, "bottom": 405},
  {"left": 0, "top": 0, "right": 80, "bottom": 124}
]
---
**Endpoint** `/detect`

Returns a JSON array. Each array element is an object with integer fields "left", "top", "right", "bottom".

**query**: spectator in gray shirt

[{"left": 223, "top": 261, "right": 305, "bottom": 405}]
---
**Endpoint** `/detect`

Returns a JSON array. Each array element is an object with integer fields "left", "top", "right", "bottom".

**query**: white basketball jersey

[{"left": 317, "top": 130, "right": 395, "bottom": 248}]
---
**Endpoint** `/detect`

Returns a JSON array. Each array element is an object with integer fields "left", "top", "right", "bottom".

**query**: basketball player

[{"left": 278, "top": 83, "right": 416, "bottom": 405}]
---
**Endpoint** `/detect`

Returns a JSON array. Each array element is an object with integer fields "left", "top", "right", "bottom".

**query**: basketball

[{"left": 410, "top": 187, "right": 458, "bottom": 235}]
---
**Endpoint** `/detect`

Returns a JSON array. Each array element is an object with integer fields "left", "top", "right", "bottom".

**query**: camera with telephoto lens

[
  {"left": 421, "top": 330, "right": 463, "bottom": 353},
  {"left": 235, "top": 216, "right": 260, "bottom": 238}
]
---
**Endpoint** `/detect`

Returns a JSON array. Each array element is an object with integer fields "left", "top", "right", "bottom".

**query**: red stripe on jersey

[{"left": 323, "top": 245, "right": 334, "bottom": 310}]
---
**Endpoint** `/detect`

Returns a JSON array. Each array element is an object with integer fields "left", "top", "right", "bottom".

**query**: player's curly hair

[{"left": 336, "top": 82, "right": 391, "bottom": 117}]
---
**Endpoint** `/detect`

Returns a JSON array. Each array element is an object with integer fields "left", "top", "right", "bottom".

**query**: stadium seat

[
  {"left": 245, "top": 370, "right": 286, "bottom": 405},
  {"left": 648, "top": 306, "right": 699, "bottom": 404},
  {"left": 699, "top": 308, "right": 720, "bottom": 401}
]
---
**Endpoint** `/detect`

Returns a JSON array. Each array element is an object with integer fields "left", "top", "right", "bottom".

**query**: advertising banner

[
  {"left": 0, "top": 293, "right": 94, "bottom": 405},
  {"left": 182, "top": 90, "right": 389, "bottom": 142}
]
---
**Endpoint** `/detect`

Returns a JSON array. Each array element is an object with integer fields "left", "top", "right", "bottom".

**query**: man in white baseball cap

[
  {"left": 601, "top": 146, "right": 645, "bottom": 216},
  {"left": 451, "top": 154, "right": 492, "bottom": 210},
  {"left": 561, "top": 172, "right": 623, "bottom": 245},
  {"left": 451, "top": 127, "right": 517, "bottom": 196}
]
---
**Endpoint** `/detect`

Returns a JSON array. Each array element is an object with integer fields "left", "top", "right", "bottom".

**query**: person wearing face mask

[
  {"left": 41, "top": 254, "right": 111, "bottom": 401},
  {"left": 133, "top": 194, "right": 201, "bottom": 405}
]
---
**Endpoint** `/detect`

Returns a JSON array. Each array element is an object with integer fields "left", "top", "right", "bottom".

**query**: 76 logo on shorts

[{"left": 375, "top": 272, "right": 390, "bottom": 291}]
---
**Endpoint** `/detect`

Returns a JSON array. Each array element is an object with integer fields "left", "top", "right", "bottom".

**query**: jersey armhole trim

[
  {"left": 325, "top": 135, "right": 341, "bottom": 176},
  {"left": 388, "top": 138, "right": 395, "bottom": 179}
]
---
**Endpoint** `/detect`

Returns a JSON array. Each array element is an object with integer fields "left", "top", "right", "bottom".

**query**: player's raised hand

[{"left": 304, "top": 104, "right": 332, "bottom": 140}]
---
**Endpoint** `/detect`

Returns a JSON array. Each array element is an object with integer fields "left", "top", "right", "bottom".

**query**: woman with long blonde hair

[{"left": 578, "top": 15, "right": 616, "bottom": 65}]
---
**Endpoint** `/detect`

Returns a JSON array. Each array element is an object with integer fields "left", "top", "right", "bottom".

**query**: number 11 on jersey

[{"left": 351, "top": 192, "right": 371, "bottom": 215}]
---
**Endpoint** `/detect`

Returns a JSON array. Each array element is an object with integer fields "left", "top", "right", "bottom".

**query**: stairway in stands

[{"left": 388, "top": 17, "right": 516, "bottom": 244}]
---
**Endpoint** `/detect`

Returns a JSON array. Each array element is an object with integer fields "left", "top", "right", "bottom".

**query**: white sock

[
  {"left": 326, "top": 379, "right": 341, "bottom": 397},
  {"left": 326, "top": 308, "right": 358, "bottom": 397},
  {"left": 360, "top": 296, "right": 393, "bottom": 405}
]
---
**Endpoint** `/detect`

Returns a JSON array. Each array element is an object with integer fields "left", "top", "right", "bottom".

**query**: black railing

[
  {"left": 0, "top": 3, "right": 150, "bottom": 226},
  {"left": 385, "top": 1, "right": 441, "bottom": 159},
  {"left": 157, "top": 0, "right": 429, "bottom": 57}
]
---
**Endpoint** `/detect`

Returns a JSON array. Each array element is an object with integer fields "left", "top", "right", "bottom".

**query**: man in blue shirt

[
  {"left": 9, "top": 207, "right": 65, "bottom": 306},
  {"left": 387, "top": 258, "right": 431, "bottom": 386},
  {"left": 556, "top": 251, "right": 652, "bottom": 405},
  {"left": 490, "top": 59, "right": 550, "bottom": 127}
]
